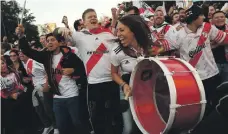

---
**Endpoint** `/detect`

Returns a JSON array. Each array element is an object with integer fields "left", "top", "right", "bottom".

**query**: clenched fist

[{"left": 15, "top": 24, "right": 25, "bottom": 38}]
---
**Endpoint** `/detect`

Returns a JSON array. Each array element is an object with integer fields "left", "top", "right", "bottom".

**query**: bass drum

[{"left": 129, "top": 57, "right": 206, "bottom": 134}]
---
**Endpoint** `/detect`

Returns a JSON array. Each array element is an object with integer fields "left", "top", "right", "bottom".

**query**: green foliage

[{"left": 1, "top": 0, "right": 39, "bottom": 42}]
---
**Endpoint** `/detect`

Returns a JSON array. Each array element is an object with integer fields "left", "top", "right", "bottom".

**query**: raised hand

[
  {"left": 111, "top": 8, "right": 118, "bottom": 20},
  {"left": 119, "top": 4, "right": 124, "bottom": 11},
  {"left": 57, "top": 27, "right": 72, "bottom": 39},
  {"left": 15, "top": 24, "right": 25, "bottom": 38}
]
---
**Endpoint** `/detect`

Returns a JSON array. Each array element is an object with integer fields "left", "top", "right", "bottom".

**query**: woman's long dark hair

[
  {"left": 1, "top": 56, "right": 21, "bottom": 83},
  {"left": 118, "top": 15, "right": 153, "bottom": 57},
  {"left": 9, "top": 50, "right": 29, "bottom": 81}
]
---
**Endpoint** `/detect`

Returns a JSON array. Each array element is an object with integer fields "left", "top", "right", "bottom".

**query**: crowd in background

[{"left": 1, "top": 1, "right": 228, "bottom": 134}]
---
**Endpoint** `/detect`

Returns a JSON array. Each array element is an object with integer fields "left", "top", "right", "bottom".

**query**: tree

[{"left": 1, "top": 0, "right": 39, "bottom": 42}]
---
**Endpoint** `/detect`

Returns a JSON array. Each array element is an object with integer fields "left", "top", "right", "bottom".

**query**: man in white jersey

[
  {"left": 150, "top": 8, "right": 178, "bottom": 56},
  {"left": 60, "top": 8, "right": 121, "bottom": 134},
  {"left": 174, "top": 8, "right": 187, "bottom": 31},
  {"left": 211, "top": 11, "right": 228, "bottom": 83},
  {"left": 19, "top": 51, "right": 58, "bottom": 134},
  {"left": 16, "top": 26, "right": 89, "bottom": 134},
  {"left": 151, "top": 5, "right": 228, "bottom": 116}
]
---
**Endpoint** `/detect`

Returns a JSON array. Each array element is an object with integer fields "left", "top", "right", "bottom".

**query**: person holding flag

[{"left": 15, "top": 25, "right": 89, "bottom": 134}]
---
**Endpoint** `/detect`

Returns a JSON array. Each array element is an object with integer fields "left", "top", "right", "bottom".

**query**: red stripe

[
  {"left": 164, "top": 25, "right": 171, "bottom": 34},
  {"left": 89, "top": 27, "right": 113, "bottom": 35},
  {"left": 55, "top": 56, "right": 64, "bottom": 84},
  {"left": 163, "top": 40, "right": 170, "bottom": 51},
  {"left": 158, "top": 25, "right": 171, "bottom": 35},
  {"left": 214, "top": 31, "right": 223, "bottom": 42},
  {"left": 189, "top": 23, "right": 211, "bottom": 67},
  {"left": 139, "top": 8, "right": 145, "bottom": 14},
  {"left": 86, "top": 43, "right": 107, "bottom": 76},
  {"left": 160, "top": 40, "right": 167, "bottom": 51},
  {"left": 148, "top": 8, "right": 154, "bottom": 13},
  {"left": 27, "top": 59, "right": 33, "bottom": 75}
]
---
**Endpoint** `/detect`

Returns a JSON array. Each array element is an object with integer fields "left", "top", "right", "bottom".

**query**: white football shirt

[
  {"left": 52, "top": 52, "right": 78, "bottom": 98},
  {"left": 24, "top": 59, "right": 46, "bottom": 87},
  {"left": 72, "top": 29, "right": 117, "bottom": 84},
  {"left": 168, "top": 23, "right": 227, "bottom": 80},
  {"left": 111, "top": 45, "right": 137, "bottom": 74}
]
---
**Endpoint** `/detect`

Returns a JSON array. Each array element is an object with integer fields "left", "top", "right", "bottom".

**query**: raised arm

[{"left": 16, "top": 26, "right": 47, "bottom": 64}]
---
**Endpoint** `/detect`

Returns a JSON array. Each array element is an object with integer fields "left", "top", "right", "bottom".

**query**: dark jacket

[{"left": 19, "top": 36, "right": 87, "bottom": 95}]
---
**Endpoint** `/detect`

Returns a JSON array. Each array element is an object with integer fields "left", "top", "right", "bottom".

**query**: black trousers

[
  {"left": 202, "top": 74, "right": 221, "bottom": 117},
  {"left": 43, "top": 91, "right": 57, "bottom": 128},
  {"left": 88, "top": 81, "right": 122, "bottom": 134}
]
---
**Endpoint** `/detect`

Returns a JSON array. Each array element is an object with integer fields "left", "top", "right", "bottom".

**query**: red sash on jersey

[
  {"left": 152, "top": 24, "right": 171, "bottom": 36},
  {"left": 55, "top": 56, "right": 64, "bottom": 84},
  {"left": 89, "top": 27, "right": 113, "bottom": 35},
  {"left": 225, "top": 25, "right": 228, "bottom": 61},
  {"left": 152, "top": 25, "right": 171, "bottom": 51},
  {"left": 86, "top": 43, "right": 107, "bottom": 76},
  {"left": 27, "top": 59, "right": 33, "bottom": 77},
  {"left": 189, "top": 23, "right": 212, "bottom": 67}
]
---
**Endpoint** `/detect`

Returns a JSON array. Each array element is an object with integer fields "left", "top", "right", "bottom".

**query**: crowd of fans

[{"left": 1, "top": 1, "right": 228, "bottom": 134}]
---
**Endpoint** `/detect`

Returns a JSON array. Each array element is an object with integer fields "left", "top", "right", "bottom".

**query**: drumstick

[{"left": 124, "top": 90, "right": 131, "bottom": 100}]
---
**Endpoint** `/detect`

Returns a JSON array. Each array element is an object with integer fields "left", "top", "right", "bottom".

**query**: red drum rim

[{"left": 129, "top": 57, "right": 177, "bottom": 133}]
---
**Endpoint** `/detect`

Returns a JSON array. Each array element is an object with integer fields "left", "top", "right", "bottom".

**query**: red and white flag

[{"left": 132, "top": 0, "right": 154, "bottom": 16}]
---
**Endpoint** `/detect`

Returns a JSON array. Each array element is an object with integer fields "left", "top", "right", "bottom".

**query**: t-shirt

[
  {"left": 52, "top": 52, "right": 78, "bottom": 98},
  {"left": 23, "top": 59, "right": 46, "bottom": 87},
  {"left": 72, "top": 28, "right": 117, "bottom": 84},
  {"left": 167, "top": 23, "right": 227, "bottom": 80},
  {"left": 111, "top": 45, "right": 137, "bottom": 74}
]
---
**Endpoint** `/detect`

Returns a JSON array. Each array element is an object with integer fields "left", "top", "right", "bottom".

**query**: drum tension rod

[
  {"left": 170, "top": 100, "right": 207, "bottom": 109},
  {"left": 165, "top": 70, "right": 196, "bottom": 75}
]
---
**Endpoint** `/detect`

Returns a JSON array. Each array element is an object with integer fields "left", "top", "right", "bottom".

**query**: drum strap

[{"left": 189, "top": 23, "right": 212, "bottom": 67}]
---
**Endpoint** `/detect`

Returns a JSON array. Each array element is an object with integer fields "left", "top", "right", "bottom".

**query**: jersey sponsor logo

[
  {"left": 189, "top": 43, "right": 206, "bottom": 58},
  {"left": 87, "top": 50, "right": 109, "bottom": 55}
]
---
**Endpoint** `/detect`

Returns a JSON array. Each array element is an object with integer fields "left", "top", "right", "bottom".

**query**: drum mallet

[{"left": 120, "top": 91, "right": 131, "bottom": 113}]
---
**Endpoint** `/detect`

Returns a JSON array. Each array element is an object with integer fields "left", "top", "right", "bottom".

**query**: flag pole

[{"left": 20, "top": 0, "right": 27, "bottom": 24}]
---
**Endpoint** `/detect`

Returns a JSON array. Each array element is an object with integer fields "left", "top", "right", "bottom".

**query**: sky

[{"left": 15, "top": 0, "right": 124, "bottom": 27}]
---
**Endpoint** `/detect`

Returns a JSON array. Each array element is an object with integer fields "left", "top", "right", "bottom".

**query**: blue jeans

[
  {"left": 120, "top": 90, "right": 133, "bottom": 134},
  {"left": 217, "top": 63, "right": 228, "bottom": 83},
  {"left": 53, "top": 96, "right": 89, "bottom": 134}
]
